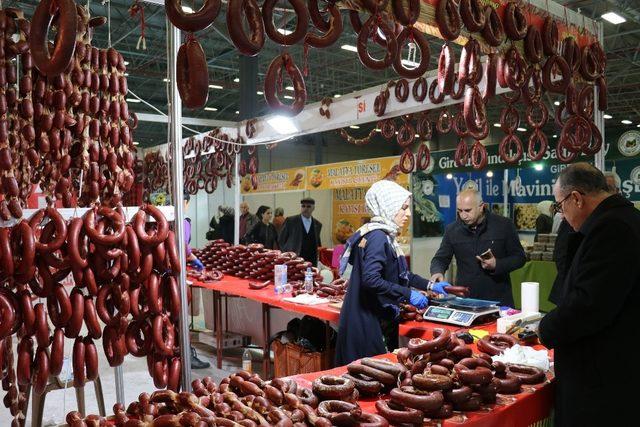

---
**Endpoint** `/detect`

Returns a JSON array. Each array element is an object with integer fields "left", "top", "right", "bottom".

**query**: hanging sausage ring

[
  {"left": 263, "top": 0, "right": 309, "bottom": 46},
  {"left": 417, "top": 143, "right": 431, "bottom": 171},
  {"left": 454, "top": 140, "right": 469, "bottom": 167},
  {"left": 264, "top": 52, "right": 306, "bottom": 116},
  {"left": 165, "top": 0, "right": 220, "bottom": 32},
  {"left": 527, "top": 129, "right": 548, "bottom": 161},
  {"left": 392, "top": 0, "right": 420, "bottom": 26},
  {"left": 437, "top": 43, "right": 455, "bottom": 95},
  {"left": 397, "top": 119, "right": 416, "bottom": 148},
  {"left": 437, "top": 108, "right": 453, "bottom": 133},
  {"left": 393, "top": 27, "right": 430, "bottom": 79},
  {"left": 416, "top": 114, "right": 432, "bottom": 140},
  {"left": 460, "top": 0, "right": 486, "bottom": 33},
  {"left": 305, "top": 2, "right": 343, "bottom": 48},
  {"left": 463, "top": 86, "right": 487, "bottom": 136},
  {"left": 504, "top": 2, "right": 527, "bottom": 41},
  {"left": 542, "top": 17, "right": 559, "bottom": 56},
  {"left": 436, "top": 0, "right": 462, "bottom": 41},
  {"left": 526, "top": 101, "right": 549, "bottom": 128},
  {"left": 176, "top": 36, "right": 209, "bottom": 109},
  {"left": 413, "top": 77, "right": 427, "bottom": 102},
  {"left": 499, "top": 134, "right": 524, "bottom": 164},
  {"left": 399, "top": 149, "right": 415, "bottom": 174},
  {"left": 542, "top": 55, "right": 571, "bottom": 93},
  {"left": 394, "top": 79, "right": 410, "bottom": 102},
  {"left": 226, "top": 0, "right": 265, "bottom": 56},
  {"left": 29, "top": 0, "right": 78, "bottom": 76},
  {"left": 357, "top": 15, "right": 398, "bottom": 70},
  {"left": 481, "top": 6, "right": 505, "bottom": 47},
  {"left": 471, "top": 141, "right": 488, "bottom": 170},
  {"left": 525, "top": 25, "right": 543, "bottom": 64}
]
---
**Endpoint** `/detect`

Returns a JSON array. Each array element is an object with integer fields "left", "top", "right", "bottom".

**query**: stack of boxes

[{"left": 526, "top": 234, "right": 557, "bottom": 261}]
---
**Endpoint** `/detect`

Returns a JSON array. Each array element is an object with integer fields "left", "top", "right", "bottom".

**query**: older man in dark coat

[
  {"left": 539, "top": 163, "right": 640, "bottom": 426},
  {"left": 279, "top": 198, "right": 322, "bottom": 266}
]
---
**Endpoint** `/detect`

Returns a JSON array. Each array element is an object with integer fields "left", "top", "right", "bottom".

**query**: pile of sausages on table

[{"left": 68, "top": 328, "right": 548, "bottom": 426}]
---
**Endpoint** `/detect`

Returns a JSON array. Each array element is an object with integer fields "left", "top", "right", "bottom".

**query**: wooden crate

[{"left": 272, "top": 341, "right": 334, "bottom": 377}]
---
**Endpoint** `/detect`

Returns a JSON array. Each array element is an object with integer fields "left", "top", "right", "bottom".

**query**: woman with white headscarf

[
  {"left": 335, "top": 180, "right": 447, "bottom": 365},
  {"left": 535, "top": 200, "right": 553, "bottom": 242}
]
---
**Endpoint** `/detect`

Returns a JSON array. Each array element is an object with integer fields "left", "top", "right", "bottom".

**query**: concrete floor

[{"left": 0, "top": 329, "right": 266, "bottom": 426}]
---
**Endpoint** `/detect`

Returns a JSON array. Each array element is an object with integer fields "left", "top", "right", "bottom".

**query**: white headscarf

[
  {"left": 339, "top": 180, "right": 411, "bottom": 275},
  {"left": 537, "top": 200, "right": 553, "bottom": 216}
]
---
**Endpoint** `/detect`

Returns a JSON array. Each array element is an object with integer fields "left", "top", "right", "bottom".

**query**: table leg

[
  {"left": 189, "top": 284, "right": 194, "bottom": 330},
  {"left": 225, "top": 295, "right": 229, "bottom": 332},
  {"left": 324, "top": 321, "right": 332, "bottom": 369},
  {"left": 214, "top": 290, "right": 223, "bottom": 369},
  {"left": 262, "top": 303, "right": 271, "bottom": 378}
]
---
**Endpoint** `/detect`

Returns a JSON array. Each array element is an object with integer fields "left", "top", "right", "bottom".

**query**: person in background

[
  {"left": 273, "top": 207, "right": 286, "bottom": 234},
  {"left": 534, "top": 200, "right": 554, "bottom": 242},
  {"left": 215, "top": 206, "right": 235, "bottom": 244},
  {"left": 245, "top": 205, "right": 279, "bottom": 249},
  {"left": 430, "top": 189, "right": 526, "bottom": 306},
  {"left": 239, "top": 201, "right": 258, "bottom": 244},
  {"left": 539, "top": 163, "right": 640, "bottom": 424},
  {"left": 183, "top": 194, "right": 210, "bottom": 369},
  {"left": 331, "top": 236, "right": 347, "bottom": 270},
  {"left": 279, "top": 198, "right": 323, "bottom": 266},
  {"left": 335, "top": 180, "right": 448, "bottom": 365},
  {"left": 604, "top": 170, "right": 621, "bottom": 194}
]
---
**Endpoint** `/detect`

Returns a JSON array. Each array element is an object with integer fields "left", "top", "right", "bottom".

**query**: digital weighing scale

[{"left": 423, "top": 297, "right": 500, "bottom": 327}]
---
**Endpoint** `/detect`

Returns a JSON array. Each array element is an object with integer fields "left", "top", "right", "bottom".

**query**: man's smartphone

[{"left": 479, "top": 248, "right": 493, "bottom": 260}]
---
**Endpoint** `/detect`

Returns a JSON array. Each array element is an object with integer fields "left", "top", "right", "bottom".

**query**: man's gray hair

[
  {"left": 603, "top": 171, "right": 621, "bottom": 191},
  {"left": 457, "top": 188, "right": 483, "bottom": 205},
  {"left": 557, "top": 163, "right": 609, "bottom": 195}
]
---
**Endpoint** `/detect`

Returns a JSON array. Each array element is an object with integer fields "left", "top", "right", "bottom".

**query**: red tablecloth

[
  {"left": 190, "top": 275, "right": 341, "bottom": 323},
  {"left": 289, "top": 353, "right": 554, "bottom": 427}
]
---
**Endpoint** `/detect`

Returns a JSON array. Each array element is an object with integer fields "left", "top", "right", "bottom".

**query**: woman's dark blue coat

[{"left": 335, "top": 229, "right": 430, "bottom": 365}]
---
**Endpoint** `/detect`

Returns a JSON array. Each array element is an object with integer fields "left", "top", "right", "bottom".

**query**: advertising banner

[
  {"left": 240, "top": 167, "right": 306, "bottom": 194},
  {"left": 306, "top": 156, "right": 408, "bottom": 190}
]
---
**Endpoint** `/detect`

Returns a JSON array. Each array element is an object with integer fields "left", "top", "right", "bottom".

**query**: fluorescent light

[
  {"left": 124, "top": 73, "right": 129, "bottom": 76},
  {"left": 517, "top": 127, "right": 527, "bottom": 132},
  {"left": 235, "top": 111, "right": 239, "bottom": 114},
  {"left": 622, "top": 119, "right": 633, "bottom": 124},
  {"left": 341, "top": 44, "right": 358, "bottom": 52},
  {"left": 415, "top": 134, "right": 420, "bottom": 138},
  {"left": 283, "top": 95, "right": 294, "bottom": 100},
  {"left": 209, "top": 84, "right": 223, "bottom": 90},
  {"left": 554, "top": 101, "right": 560, "bottom": 106},
  {"left": 277, "top": 29, "right": 292, "bottom": 35},
  {"left": 126, "top": 98, "right": 141, "bottom": 103},
  {"left": 256, "top": 91, "right": 264, "bottom": 95},
  {"left": 163, "top": 78, "right": 170, "bottom": 82},
  {"left": 334, "top": 94, "right": 341, "bottom": 98},
  {"left": 233, "top": 78, "right": 239, "bottom": 83},
  {"left": 534, "top": 163, "right": 544, "bottom": 171},
  {"left": 486, "top": 171, "right": 494, "bottom": 178},
  {"left": 602, "top": 12, "right": 626, "bottom": 25},
  {"left": 401, "top": 59, "right": 419, "bottom": 67},
  {"left": 604, "top": 114, "right": 613, "bottom": 119},
  {"left": 133, "top": 141, "right": 140, "bottom": 146},
  {"left": 637, "top": 124, "right": 640, "bottom": 128},
  {"left": 267, "top": 115, "right": 299, "bottom": 134},
  {"left": 182, "top": 6, "right": 194, "bottom": 13},
  {"left": 124, "top": 61, "right": 130, "bottom": 66},
  {"left": 204, "top": 107, "right": 218, "bottom": 112},
  {"left": 446, "top": 173, "right": 453, "bottom": 180},
  {"left": 350, "top": 125, "right": 360, "bottom": 129},
  {"left": 553, "top": 134, "right": 558, "bottom": 138},
  {"left": 493, "top": 123, "right": 501, "bottom": 128},
  {"left": 285, "top": 86, "right": 294, "bottom": 91}
]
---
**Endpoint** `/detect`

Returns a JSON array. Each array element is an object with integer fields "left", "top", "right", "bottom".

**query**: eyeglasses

[{"left": 552, "top": 191, "right": 584, "bottom": 214}]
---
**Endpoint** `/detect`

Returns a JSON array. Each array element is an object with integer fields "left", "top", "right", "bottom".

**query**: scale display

[{"left": 423, "top": 304, "right": 499, "bottom": 327}]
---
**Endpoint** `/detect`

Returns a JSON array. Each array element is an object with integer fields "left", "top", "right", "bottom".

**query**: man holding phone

[{"left": 430, "top": 189, "right": 526, "bottom": 305}]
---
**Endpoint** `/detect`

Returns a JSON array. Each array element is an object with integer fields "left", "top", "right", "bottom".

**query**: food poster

[
  {"left": 332, "top": 186, "right": 412, "bottom": 245},
  {"left": 306, "top": 156, "right": 408, "bottom": 191},
  {"left": 240, "top": 167, "right": 306, "bottom": 194}
]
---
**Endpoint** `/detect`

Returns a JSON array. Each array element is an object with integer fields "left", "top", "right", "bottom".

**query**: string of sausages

[
  {"left": 0, "top": 5, "right": 136, "bottom": 220},
  {"left": 0, "top": 204, "right": 183, "bottom": 423}
]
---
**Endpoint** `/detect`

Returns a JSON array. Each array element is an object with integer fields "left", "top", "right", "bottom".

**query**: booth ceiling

[{"left": 7, "top": 0, "right": 640, "bottom": 147}]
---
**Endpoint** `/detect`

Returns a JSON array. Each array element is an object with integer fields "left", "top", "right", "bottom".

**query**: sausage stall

[{"left": 0, "top": 0, "right": 612, "bottom": 425}]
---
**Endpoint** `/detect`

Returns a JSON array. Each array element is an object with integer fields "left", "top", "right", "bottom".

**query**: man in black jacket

[
  {"left": 430, "top": 189, "right": 525, "bottom": 305},
  {"left": 279, "top": 198, "right": 323, "bottom": 266},
  {"left": 539, "top": 163, "right": 640, "bottom": 425}
]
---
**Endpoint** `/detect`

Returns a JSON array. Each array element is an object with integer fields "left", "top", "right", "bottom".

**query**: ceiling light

[
  {"left": 622, "top": 119, "right": 633, "bottom": 124},
  {"left": 124, "top": 61, "right": 130, "bottom": 66},
  {"left": 285, "top": 86, "right": 294, "bottom": 91},
  {"left": 637, "top": 124, "right": 640, "bottom": 128},
  {"left": 602, "top": 12, "right": 626, "bottom": 25},
  {"left": 446, "top": 173, "right": 453, "bottom": 180},
  {"left": 493, "top": 123, "right": 501, "bottom": 128},
  {"left": 204, "top": 107, "right": 218, "bottom": 112},
  {"left": 341, "top": 44, "right": 358, "bottom": 52},
  {"left": 517, "top": 127, "right": 527, "bottom": 132},
  {"left": 603, "top": 114, "right": 613, "bottom": 119},
  {"left": 235, "top": 111, "right": 239, "bottom": 114},
  {"left": 283, "top": 95, "right": 294, "bottom": 100},
  {"left": 534, "top": 163, "right": 544, "bottom": 171},
  {"left": 553, "top": 134, "right": 558, "bottom": 138},
  {"left": 209, "top": 84, "right": 223, "bottom": 90},
  {"left": 401, "top": 59, "right": 419, "bottom": 68},
  {"left": 124, "top": 73, "right": 129, "bottom": 76},
  {"left": 350, "top": 125, "right": 360, "bottom": 129},
  {"left": 163, "top": 78, "right": 170, "bottom": 82},
  {"left": 277, "top": 29, "right": 292, "bottom": 35},
  {"left": 267, "top": 115, "right": 299, "bottom": 134},
  {"left": 415, "top": 134, "right": 420, "bottom": 138},
  {"left": 334, "top": 94, "right": 341, "bottom": 98},
  {"left": 554, "top": 101, "right": 560, "bottom": 106},
  {"left": 126, "top": 98, "right": 141, "bottom": 103},
  {"left": 181, "top": 6, "right": 194, "bottom": 13},
  {"left": 486, "top": 171, "right": 494, "bottom": 178},
  {"left": 133, "top": 141, "right": 140, "bottom": 146},
  {"left": 233, "top": 78, "right": 239, "bottom": 83},
  {"left": 256, "top": 91, "right": 264, "bottom": 95}
]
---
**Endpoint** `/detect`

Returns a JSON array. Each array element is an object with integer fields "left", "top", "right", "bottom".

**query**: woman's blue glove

[
  {"left": 409, "top": 290, "right": 428, "bottom": 309},
  {"left": 430, "top": 281, "right": 451, "bottom": 295},
  {"left": 191, "top": 258, "right": 205, "bottom": 271}
]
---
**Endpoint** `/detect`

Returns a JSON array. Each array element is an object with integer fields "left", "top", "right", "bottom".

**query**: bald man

[
  {"left": 430, "top": 189, "right": 526, "bottom": 305},
  {"left": 239, "top": 201, "right": 258, "bottom": 244}
]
